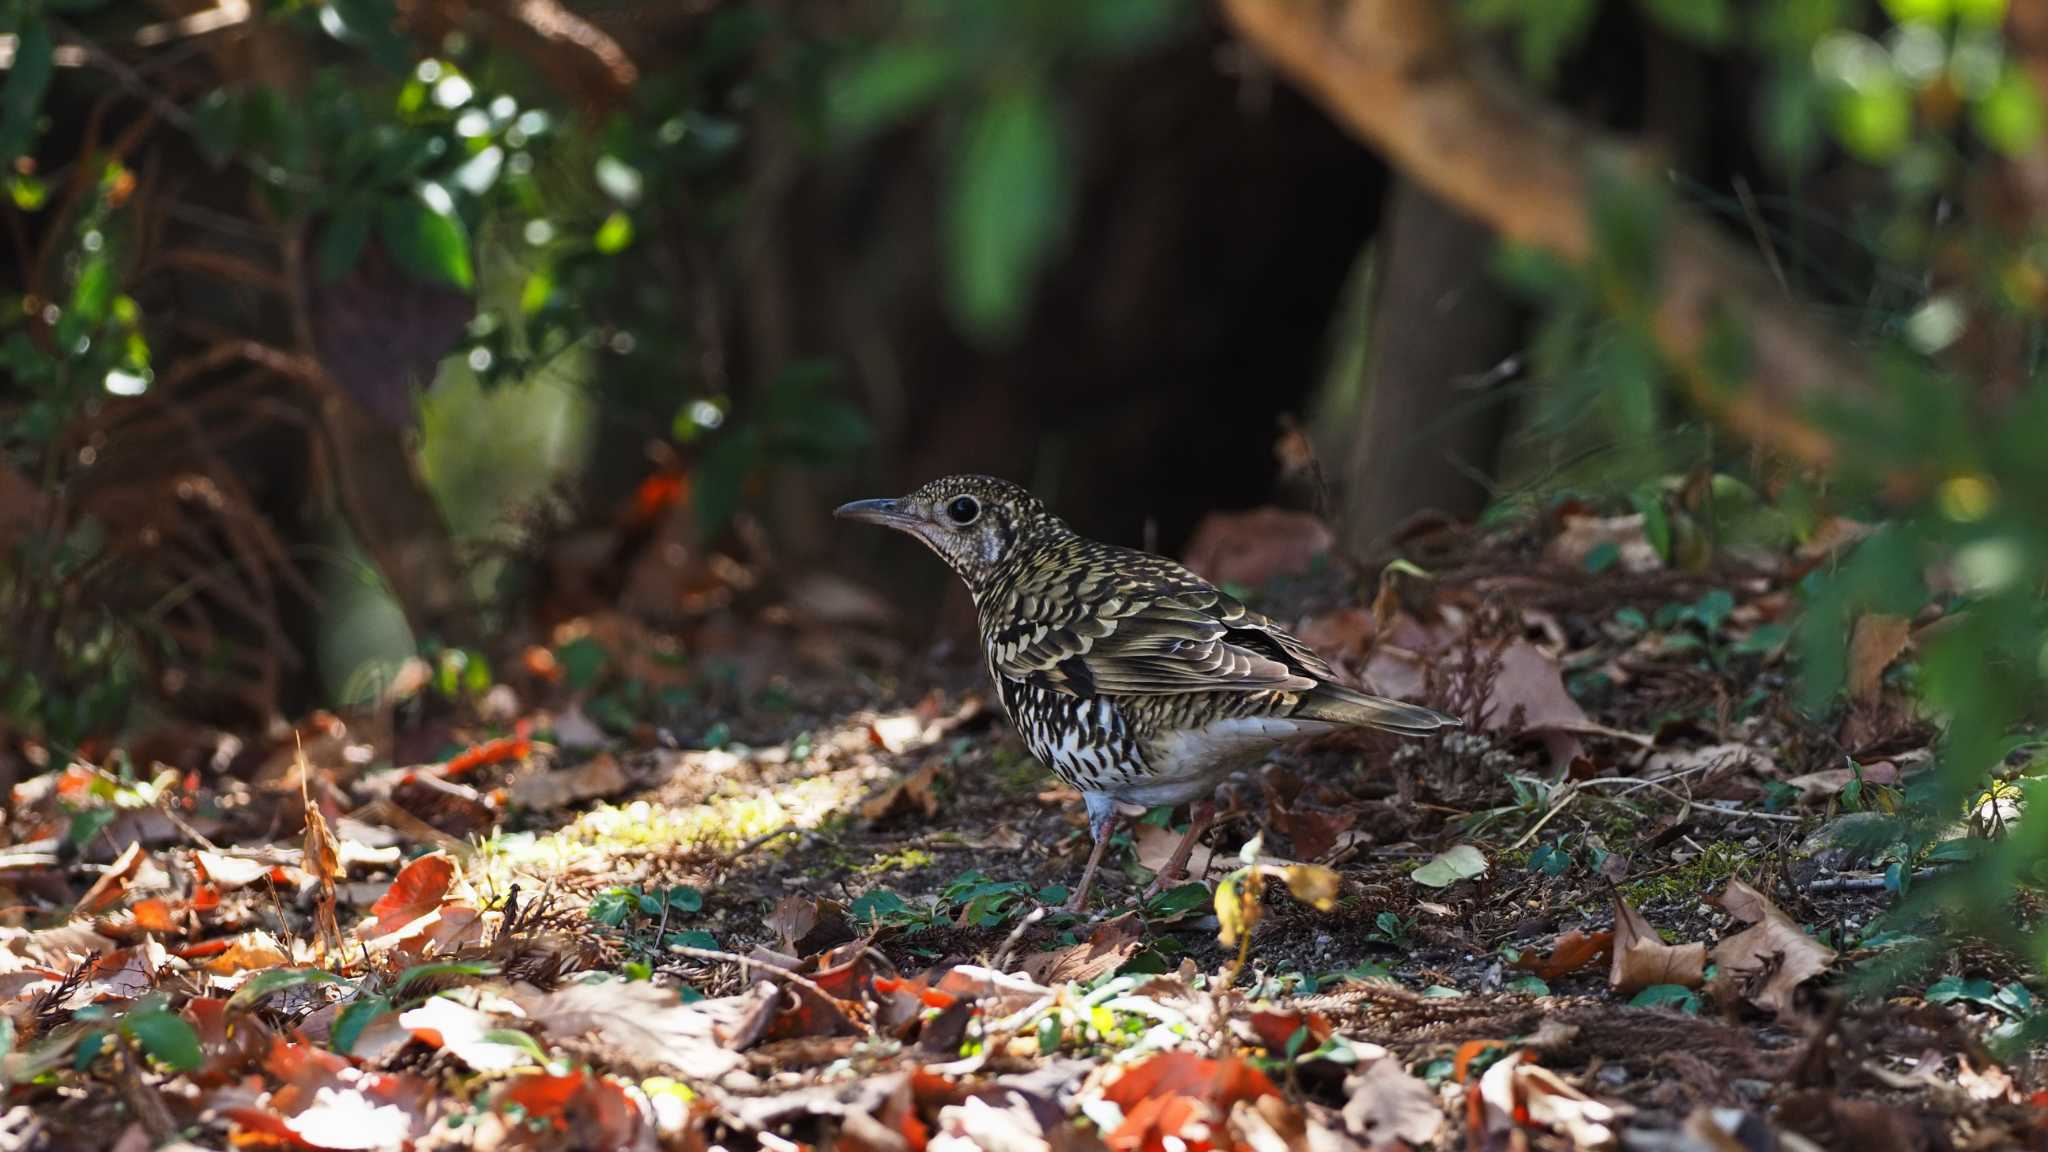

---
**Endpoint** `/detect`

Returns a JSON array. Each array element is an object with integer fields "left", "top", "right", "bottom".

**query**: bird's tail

[{"left": 1294, "top": 683, "right": 1462, "bottom": 734}]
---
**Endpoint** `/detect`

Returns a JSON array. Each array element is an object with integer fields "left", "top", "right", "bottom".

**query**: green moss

[
  {"left": 1620, "top": 841, "right": 1763, "bottom": 908},
  {"left": 861, "top": 847, "right": 937, "bottom": 875}
]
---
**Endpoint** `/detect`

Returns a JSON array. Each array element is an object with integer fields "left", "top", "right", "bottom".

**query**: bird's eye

[{"left": 945, "top": 495, "right": 981, "bottom": 525}]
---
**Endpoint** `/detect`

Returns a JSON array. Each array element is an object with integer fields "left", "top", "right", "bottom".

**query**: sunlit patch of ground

[{"left": 465, "top": 706, "right": 966, "bottom": 905}]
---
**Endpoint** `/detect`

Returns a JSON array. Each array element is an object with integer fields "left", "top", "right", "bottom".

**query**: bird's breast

[{"left": 993, "top": 676, "right": 1147, "bottom": 792}]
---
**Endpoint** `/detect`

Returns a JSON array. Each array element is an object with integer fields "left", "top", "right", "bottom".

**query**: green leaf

[
  {"left": 392, "top": 960, "right": 495, "bottom": 999},
  {"left": 1974, "top": 68, "right": 2045, "bottom": 157},
  {"left": 666, "top": 886, "right": 705, "bottom": 914},
  {"left": 481, "top": 1028, "right": 549, "bottom": 1063},
  {"left": 0, "top": 17, "right": 54, "bottom": 162},
  {"left": 1630, "top": 984, "right": 1701, "bottom": 1013},
  {"left": 1636, "top": 0, "right": 1730, "bottom": 44},
  {"left": 74, "top": 1029, "right": 109, "bottom": 1071},
  {"left": 376, "top": 191, "right": 474, "bottom": 290},
  {"left": 1507, "top": 975, "right": 1551, "bottom": 996},
  {"left": 693, "top": 423, "right": 762, "bottom": 541},
  {"left": 328, "top": 0, "right": 415, "bottom": 72},
  {"left": 331, "top": 997, "right": 391, "bottom": 1055},
  {"left": 594, "top": 211, "right": 634, "bottom": 254},
  {"left": 227, "top": 967, "right": 345, "bottom": 1012},
  {"left": 1143, "top": 881, "right": 1213, "bottom": 918},
  {"left": 1079, "top": 0, "right": 1183, "bottom": 51},
  {"left": 1589, "top": 164, "right": 1666, "bottom": 304},
  {"left": 319, "top": 204, "right": 373, "bottom": 281},
  {"left": 946, "top": 83, "right": 1064, "bottom": 343},
  {"left": 121, "top": 1011, "right": 203, "bottom": 1071},
  {"left": 828, "top": 45, "right": 959, "bottom": 138},
  {"left": 1411, "top": 844, "right": 1489, "bottom": 888}
]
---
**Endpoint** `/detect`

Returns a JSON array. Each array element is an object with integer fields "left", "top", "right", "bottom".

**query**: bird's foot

[{"left": 1139, "top": 866, "right": 1189, "bottom": 903}]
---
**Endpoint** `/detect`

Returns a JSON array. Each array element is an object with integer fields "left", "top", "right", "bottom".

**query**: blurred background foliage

[{"left": 1, "top": 0, "right": 2047, "bottom": 982}]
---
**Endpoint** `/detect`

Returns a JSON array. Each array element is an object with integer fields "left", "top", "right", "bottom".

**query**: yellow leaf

[
  {"left": 1216, "top": 872, "right": 1251, "bottom": 947},
  {"left": 1281, "top": 864, "right": 1340, "bottom": 910}
]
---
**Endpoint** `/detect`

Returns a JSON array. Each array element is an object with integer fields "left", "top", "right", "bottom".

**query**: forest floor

[{"left": 2, "top": 497, "right": 2042, "bottom": 1151}]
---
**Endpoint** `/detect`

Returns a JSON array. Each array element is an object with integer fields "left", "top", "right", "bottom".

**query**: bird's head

[{"left": 834, "top": 474, "right": 1054, "bottom": 581}]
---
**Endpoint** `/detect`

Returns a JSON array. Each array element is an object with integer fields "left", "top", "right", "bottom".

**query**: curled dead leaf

[
  {"left": 1609, "top": 894, "right": 1705, "bottom": 994},
  {"left": 1847, "top": 613, "right": 1912, "bottom": 705},
  {"left": 1710, "top": 880, "right": 1836, "bottom": 1016}
]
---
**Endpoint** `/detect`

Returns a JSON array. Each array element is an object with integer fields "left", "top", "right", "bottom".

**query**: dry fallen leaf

[
  {"left": 862, "top": 760, "right": 942, "bottom": 823},
  {"left": 509, "top": 753, "right": 629, "bottom": 811},
  {"left": 1610, "top": 894, "right": 1705, "bottom": 994},
  {"left": 1710, "top": 879, "right": 1836, "bottom": 1016},
  {"left": 362, "top": 853, "right": 457, "bottom": 940},
  {"left": 517, "top": 978, "right": 751, "bottom": 1082},
  {"left": 74, "top": 841, "right": 145, "bottom": 917},
  {"left": 1021, "top": 914, "right": 1141, "bottom": 985},
  {"left": 1101, "top": 1051, "right": 1280, "bottom": 1152},
  {"left": 1134, "top": 820, "right": 1216, "bottom": 883},
  {"left": 1180, "top": 507, "right": 1334, "bottom": 588},
  {"left": 1549, "top": 513, "right": 1663, "bottom": 574},
  {"left": 1513, "top": 929, "right": 1614, "bottom": 981},
  {"left": 1782, "top": 761, "right": 1898, "bottom": 804},
  {"left": 1847, "top": 613, "right": 1912, "bottom": 704},
  {"left": 399, "top": 995, "right": 534, "bottom": 1073},
  {"left": 1341, "top": 1057, "right": 1443, "bottom": 1147}
]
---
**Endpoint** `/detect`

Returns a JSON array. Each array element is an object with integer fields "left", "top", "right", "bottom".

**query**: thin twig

[
  {"left": 1508, "top": 786, "right": 1581, "bottom": 851},
  {"left": 664, "top": 944, "right": 865, "bottom": 1031},
  {"left": 991, "top": 905, "right": 1048, "bottom": 972}
]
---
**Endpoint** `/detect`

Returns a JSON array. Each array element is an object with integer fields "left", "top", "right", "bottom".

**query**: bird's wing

[{"left": 988, "top": 555, "right": 1320, "bottom": 696}]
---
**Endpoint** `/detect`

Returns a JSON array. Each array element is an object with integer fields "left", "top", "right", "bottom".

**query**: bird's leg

[
  {"left": 1063, "top": 794, "right": 1120, "bottom": 915},
  {"left": 1142, "top": 799, "right": 1216, "bottom": 900}
]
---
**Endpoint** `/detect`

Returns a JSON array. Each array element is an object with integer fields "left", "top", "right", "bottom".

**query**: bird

[{"left": 835, "top": 474, "right": 1461, "bottom": 913}]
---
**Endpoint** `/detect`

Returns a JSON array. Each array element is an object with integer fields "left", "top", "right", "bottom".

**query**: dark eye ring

[{"left": 945, "top": 495, "right": 980, "bottom": 525}]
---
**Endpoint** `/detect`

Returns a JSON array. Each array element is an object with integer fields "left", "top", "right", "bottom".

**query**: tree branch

[{"left": 1217, "top": 0, "right": 1867, "bottom": 469}]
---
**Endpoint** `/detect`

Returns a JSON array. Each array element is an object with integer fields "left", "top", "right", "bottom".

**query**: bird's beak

[{"left": 833, "top": 497, "right": 923, "bottom": 532}]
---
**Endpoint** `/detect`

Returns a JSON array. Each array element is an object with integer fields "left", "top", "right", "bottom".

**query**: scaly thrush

[{"left": 836, "top": 475, "right": 1459, "bottom": 912}]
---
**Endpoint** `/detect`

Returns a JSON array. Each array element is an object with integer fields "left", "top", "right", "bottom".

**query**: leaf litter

[{"left": 0, "top": 495, "right": 2036, "bottom": 1150}]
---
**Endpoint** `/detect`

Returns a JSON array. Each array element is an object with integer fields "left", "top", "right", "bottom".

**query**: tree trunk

[{"left": 1339, "top": 177, "right": 1524, "bottom": 554}]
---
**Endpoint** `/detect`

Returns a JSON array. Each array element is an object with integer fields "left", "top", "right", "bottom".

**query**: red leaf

[
  {"left": 494, "top": 1069, "right": 588, "bottom": 1122},
  {"left": 440, "top": 737, "right": 532, "bottom": 778},
  {"left": 1511, "top": 930, "right": 1613, "bottom": 981},
  {"left": 1247, "top": 1009, "right": 1332, "bottom": 1054},
  {"left": 872, "top": 975, "right": 957, "bottom": 1011},
  {"left": 367, "top": 853, "right": 456, "bottom": 936},
  {"left": 1103, "top": 1052, "right": 1279, "bottom": 1152},
  {"left": 132, "top": 898, "right": 179, "bottom": 934}
]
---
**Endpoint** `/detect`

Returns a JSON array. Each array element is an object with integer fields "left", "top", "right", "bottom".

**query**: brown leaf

[
  {"left": 861, "top": 760, "right": 942, "bottom": 823},
  {"left": 399, "top": 995, "right": 533, "bottom": 1072},
  {"left": 1513, "top": 930, "right": 1614, "bottom": 981},
  {"left": 518, "top": 977, "right": 750, "bottom": 1081},
  {"left": 1848, "top": 613, "right": 1912, "bottom": 704},
  {"left": 1180, "top": 507, "right": 1333, "bottom": 588},
  {"left": 301, "top": 753, "right": 344, "bottom": 957},
  {"left": 1550, "top": 513, "right": 1663, "bottom": 574},
  {"left": 73, "top": 841, "right": 145, "bottom": 917},
  {"left": 1782, "top": 761, "right": 1899, "bottom": 804},
  {"left": 1710, "top": 880, "right": 1836, "bottom": 1016},
  {"left": 509, "top": 753, "right": 629, "bottom": 811},
  {"left": 1132, "top": 820, "right": 1216, "bottom": 882},
  {"left": 193, "top": 850, "right": 277, "bottom": 890},
  {"left": 1474, "top": 1052, "right": 1629, "bottom": 1148},
  {"left": 1021, "top": 914, "right": 1141, "bottom": 985},
  {"left": 1341, "top": 1057, "right": 1443, "bottom": 1147},
  {"left": 1610, "top": 894, "right": 1705, "bottom": 994}
]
